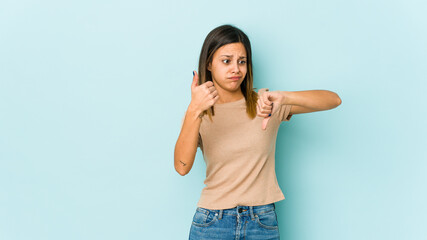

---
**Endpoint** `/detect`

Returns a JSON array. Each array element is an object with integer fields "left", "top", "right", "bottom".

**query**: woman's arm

[
  {"left": 174, "top": 71, "right": 219, "bottom": 176},
  {"left": 174, "top": 105, "right": 202, "bottom": 176},
  {"left": 280, "top": 90, "right": 342, "bottom": 114}
]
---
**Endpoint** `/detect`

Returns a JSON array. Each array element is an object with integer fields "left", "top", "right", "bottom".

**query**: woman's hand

[
  {"left": 188, "top": 71, "right": 219, "bottom": 115},
  {"left": 257, "top": 88, "right": 284, "bottom": 130}
]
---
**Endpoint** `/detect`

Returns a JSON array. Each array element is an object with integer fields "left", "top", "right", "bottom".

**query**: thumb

[
  {"left": 262, "top": 117, "right": 270, "bottom": 130},
  {"left": 191, "top": 71, "right": 199, "bottom": 89},
  {"left": 270, "top": 102, "right": 276, "bottom": 116},
  {"left": 263, "top": 92, "right": 273, "bottom": 105},
  {"left": 262, "top": 103, "right": 273, "bottom": 130}
]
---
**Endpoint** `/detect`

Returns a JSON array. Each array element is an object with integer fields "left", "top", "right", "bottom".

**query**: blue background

[{"left": 1, "top": 0, "right": 426, "bottom": 239}]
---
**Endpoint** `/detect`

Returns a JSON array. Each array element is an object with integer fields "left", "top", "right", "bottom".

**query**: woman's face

[{"left": 208, "top": 42, "right": 247, "bottom": 93}]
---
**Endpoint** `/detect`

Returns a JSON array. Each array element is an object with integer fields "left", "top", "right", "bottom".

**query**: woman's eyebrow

[{"left": 220, "top": 55, "right": 247, "bottom": 59}]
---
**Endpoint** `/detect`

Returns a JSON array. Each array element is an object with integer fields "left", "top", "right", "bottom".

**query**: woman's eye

[{"left": 222, "top": 59, "right": 246, "bottom": 64}]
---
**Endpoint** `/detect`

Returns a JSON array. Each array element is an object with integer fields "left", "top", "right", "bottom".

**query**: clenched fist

[
  {"left": 189, "top": 71, "right": 219, "bottom": 115},
  {"left": 257, "top": 88, "right": 283, "bottom": 130}
]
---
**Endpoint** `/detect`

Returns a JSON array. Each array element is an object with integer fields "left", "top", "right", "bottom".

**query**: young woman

[{"left": 174, "top": 24, "right": 341, "bottom": 240}]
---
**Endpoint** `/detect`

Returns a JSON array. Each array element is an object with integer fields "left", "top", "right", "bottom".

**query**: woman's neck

[{"left": 216, "top": 91, "right": 245, "bottom": 104}]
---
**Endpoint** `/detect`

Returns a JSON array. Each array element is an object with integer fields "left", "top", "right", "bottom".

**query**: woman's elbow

[
  {"left": 330, "top": 92, "right": 342, "bottom": 109},
  {"left": 174, "top": 158, "right": 189, "bottom": 176},
  {"left": 336, "top": 95, "right": 342, "bottom": 107},
  {"left": 175, "top": 165, "right": 188, "bottom": 176},
  {"left": 174, "top": 162, "right": 184, "bottom": 176}
]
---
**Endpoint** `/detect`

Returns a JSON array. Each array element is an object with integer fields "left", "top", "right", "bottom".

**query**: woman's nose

[{"left": 232, "top": 62, "right": 240, "bottom": 73}]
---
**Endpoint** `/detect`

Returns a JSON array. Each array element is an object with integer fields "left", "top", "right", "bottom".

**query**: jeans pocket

[
  {"left": 255, "top": 210, "right": 279, "bottom": 230},
  {"left": 191, "top": 208, "right": 218, "bottom": 227}
]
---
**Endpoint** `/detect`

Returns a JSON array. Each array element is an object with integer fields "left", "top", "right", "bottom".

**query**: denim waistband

[{"left": 196, "top": 203, "right": 276, "bottom": 220}]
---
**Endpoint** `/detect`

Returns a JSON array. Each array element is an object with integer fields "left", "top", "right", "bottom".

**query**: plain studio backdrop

[{"left": 0, "top": 0, "right": 425, "bottom": 239}]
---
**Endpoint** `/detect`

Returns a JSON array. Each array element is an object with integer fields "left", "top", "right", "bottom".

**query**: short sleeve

[{"left": 278, "top": 104, "right": 293, "bottom": 122}]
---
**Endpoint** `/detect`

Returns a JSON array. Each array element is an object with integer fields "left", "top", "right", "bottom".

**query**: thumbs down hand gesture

[{"left": 257, "top": 88, "right": 284, "bottom": 130}]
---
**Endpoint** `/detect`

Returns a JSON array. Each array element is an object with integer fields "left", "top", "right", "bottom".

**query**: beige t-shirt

[{"left": 183, "top": 96, "right": 292, "bottom": 210}]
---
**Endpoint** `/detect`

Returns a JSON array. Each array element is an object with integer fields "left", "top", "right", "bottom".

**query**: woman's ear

[{"left": 207, "top": 62, "right": 212, "bottom": 71}]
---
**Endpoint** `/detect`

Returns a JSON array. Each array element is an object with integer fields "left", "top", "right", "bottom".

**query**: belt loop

[
  {"left": 218, "top": 209, "right": 223, "bottom": 220},
  {"left": 249, "top": 206, "right": 255, "bottom": 220}
]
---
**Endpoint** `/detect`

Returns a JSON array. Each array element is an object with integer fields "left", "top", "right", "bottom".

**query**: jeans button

[{"left": 238, "top": 208, "right": 242, "bottom": 213}]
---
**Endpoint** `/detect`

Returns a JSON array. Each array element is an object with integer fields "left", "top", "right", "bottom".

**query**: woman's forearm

[
  {"left": 174, "top": 105, "right": 203, "bottom": 176},
  {"left": 280, "top": 90, "right": 342, "bottom": 110}
]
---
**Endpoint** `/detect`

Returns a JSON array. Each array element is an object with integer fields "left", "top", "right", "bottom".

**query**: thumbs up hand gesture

[
  {"left": 189, "top": 71, "right": 219, "bottom": 115},
  {"left": 257, "top": 88, "right": 283, "bottom": 130}
]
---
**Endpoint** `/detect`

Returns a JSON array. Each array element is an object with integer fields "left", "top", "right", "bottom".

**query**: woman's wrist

[
  {"left": 187, "top": 104, "right": 203, "bottom": 119},
  {"left": 279, "top": 91, "right": 292, "bottom": 105}
]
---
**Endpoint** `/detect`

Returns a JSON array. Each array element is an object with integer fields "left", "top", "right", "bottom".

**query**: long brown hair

[{"left": 198, "top": 24, "right": 258, "bottom": 121}]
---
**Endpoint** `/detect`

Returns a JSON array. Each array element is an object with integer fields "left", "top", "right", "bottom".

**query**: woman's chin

[{"left": 228, "top": 81, "right": 242, "bottom": 89}]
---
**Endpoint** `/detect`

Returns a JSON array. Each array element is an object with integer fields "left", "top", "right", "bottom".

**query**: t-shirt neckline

[{"left": 214, "top": 97, "right": 245, "bottom": 108}]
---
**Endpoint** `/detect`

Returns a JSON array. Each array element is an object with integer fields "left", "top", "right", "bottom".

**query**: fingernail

[
  {"left": 193, "top": 71, "right": 195, "bottom": 76},
  {"left": 268, "top": 113, "right": 271, "bottom": 117}
]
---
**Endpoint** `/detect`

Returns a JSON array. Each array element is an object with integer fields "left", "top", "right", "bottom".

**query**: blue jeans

[{"left": 189, "top": 203, "right": 280, "bottom": 240}]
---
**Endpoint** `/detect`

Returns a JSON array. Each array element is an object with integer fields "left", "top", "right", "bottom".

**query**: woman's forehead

[{"left": 215, "top": 43, "right": 246, "bottom": 57}]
